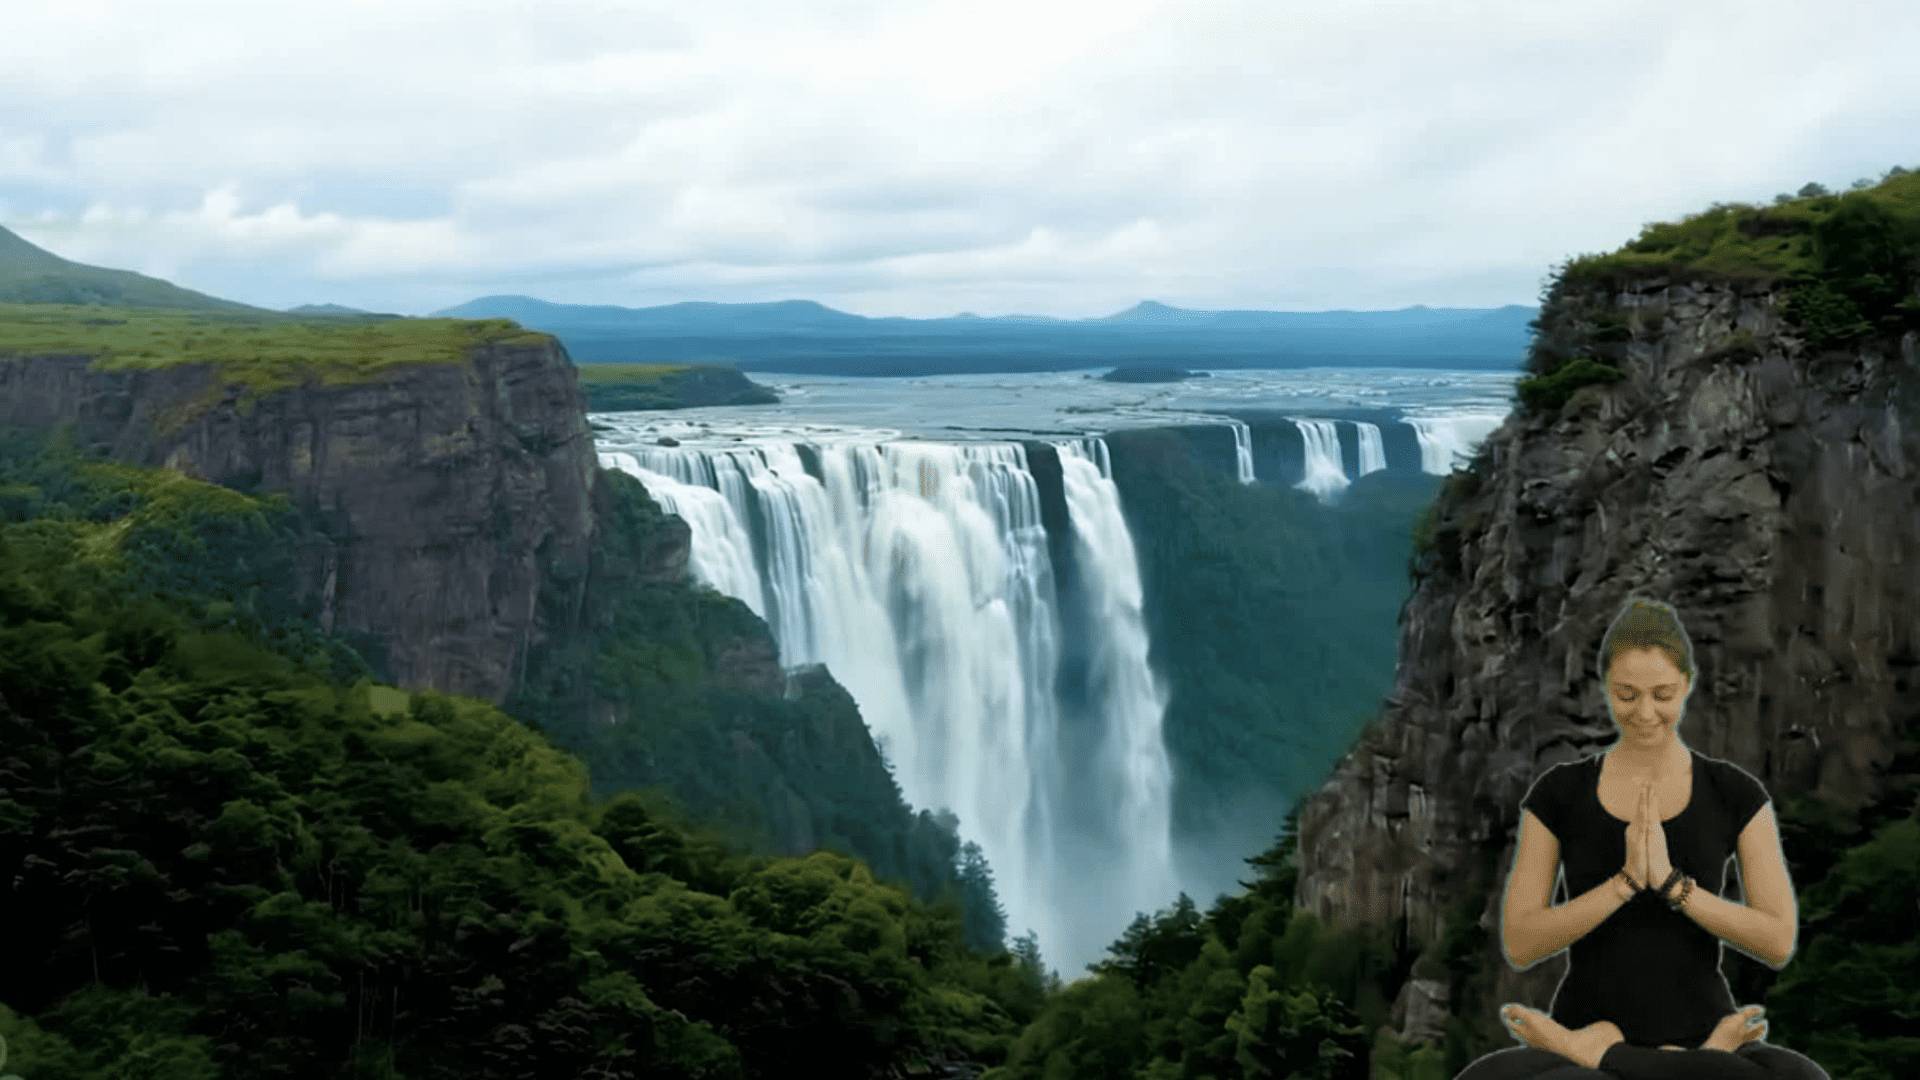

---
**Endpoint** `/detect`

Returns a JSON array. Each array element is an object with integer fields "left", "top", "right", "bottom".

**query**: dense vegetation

[
  {"left": 1103, "top": 429, "right": 1429, "bottom": 898},
  {"left": 0, "top": 428, "right": 1049, "bottom": 1078},
  {"left": 577, "top": 361, "right": 780, "bottom": 410},
  {"left": 1517, "top": 165, "right": 1920, "bottom": 414},
  {"left": 0, "top": 225, "right": 263, "bottom": 313},
  {"left": 1760, "top": 736, "right": 1920, "bottom": 1080},
  {"left": 982, "top": 810, "right": 1410, "bottom": 1080}
]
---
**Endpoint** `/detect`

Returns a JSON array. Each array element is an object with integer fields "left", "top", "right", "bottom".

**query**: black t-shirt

[{"left": 1519, "top": 746, "right": 1771, "bottom": 1046}]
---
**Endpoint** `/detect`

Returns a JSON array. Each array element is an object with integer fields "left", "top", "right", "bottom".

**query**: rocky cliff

[
  {"left": 0, "top": 338, "right": 617, "bottom": 705},
  {"left": 1291, "top": 276, "right": 1920, "bottom": 1045}
]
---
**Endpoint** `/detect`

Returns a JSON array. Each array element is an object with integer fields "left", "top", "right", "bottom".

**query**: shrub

[{"left": 1514, "top": 357, "right": 1626, "bottom": 414}]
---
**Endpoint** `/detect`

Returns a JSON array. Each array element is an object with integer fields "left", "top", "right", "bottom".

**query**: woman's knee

[{"left": 1735, "top": 1043, "right": 1831, "bottom": 1080}]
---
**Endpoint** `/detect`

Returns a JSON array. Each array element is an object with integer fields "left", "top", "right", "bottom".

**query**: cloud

[{"left": 2, "top": 0, "right": 1916, "bottom": 315}]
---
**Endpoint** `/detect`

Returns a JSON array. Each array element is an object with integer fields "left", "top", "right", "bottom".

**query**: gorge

[{"left": 591, "top": 403, "right": 1505, "bottom": 974}]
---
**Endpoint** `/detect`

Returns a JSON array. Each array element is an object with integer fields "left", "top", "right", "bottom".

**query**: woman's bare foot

[
  {"left": 1701, "top": 1005, "right": 1768, "bottom": 1052},
  {"left": 1499, "top": 1004, "right": 1625, "bottom": 1069}
]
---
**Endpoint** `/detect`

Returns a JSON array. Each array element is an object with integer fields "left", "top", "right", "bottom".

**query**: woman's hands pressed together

[{"left": 1622, "top": 781, "right": 1675, "bottom": 892}]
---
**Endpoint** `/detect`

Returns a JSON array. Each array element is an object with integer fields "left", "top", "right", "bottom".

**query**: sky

[{"left": 2, "top": 0, "right": 1916, "bottom": 318}]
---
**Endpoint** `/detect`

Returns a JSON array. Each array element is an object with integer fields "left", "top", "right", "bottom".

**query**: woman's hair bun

[{"left": 1597, "top": 594, "right": 1696, "bottom": 680}]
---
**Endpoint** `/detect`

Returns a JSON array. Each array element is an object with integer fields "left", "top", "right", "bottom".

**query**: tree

[
  {"left": 1225, "top": 965, "right": 1366, "bottom": 1080},
  {"left": 1092, "top": 893, "right": 1206, "bottom": 990},
  {"left": 954, "top": 841, "right": 1008, "bottom": 954}
]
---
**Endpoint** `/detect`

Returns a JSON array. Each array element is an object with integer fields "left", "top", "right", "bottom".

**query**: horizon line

[{"left": 416, "top": 294, "right": 1541, "bottom": 321}]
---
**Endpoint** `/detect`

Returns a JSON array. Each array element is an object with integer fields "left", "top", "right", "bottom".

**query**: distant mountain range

[
  {"left": 434, "top": 294, "right": 1537, "bottom": 375},
  {"left": 0, "top": 222, "right": 1537, "bottom": 375},
  {"left": 0, "top": 225, "right": 266, "bottom": 313}
]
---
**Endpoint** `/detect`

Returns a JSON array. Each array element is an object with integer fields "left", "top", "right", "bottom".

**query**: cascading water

[
  {"left": 1290, "top": 417, "right": 1350, "bottom": 498},
  {"left": 1405, "top": 415, "right": 1489, "bottom": 473},
  {"left": 600, "top": 434, "right": 1176, "bottom": 976},
  {"left": 1227, "top": 420, "right": 1256, "bottom": 484},
  {"left": 1050, "top": 438, "right": 1176, "bottom": 941},
  {"left": 1354, "top": 421, "right": 1387, "bottom": 477}
]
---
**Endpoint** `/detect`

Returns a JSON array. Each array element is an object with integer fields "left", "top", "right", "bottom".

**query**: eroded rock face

[
  {"left": 0, "top": 341, "right": 612, "bottom": 705},
  {"left": 1290, "top": 280, "right": 1920, "bottom": 1040}
]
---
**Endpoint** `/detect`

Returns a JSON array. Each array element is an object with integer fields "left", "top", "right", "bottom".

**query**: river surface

[{"left": 592, "top": 365, "right": 1521, "bottom": 447}]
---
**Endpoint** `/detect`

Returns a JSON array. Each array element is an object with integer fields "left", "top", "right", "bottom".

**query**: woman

[{"left": 1454, "top": 597, "right": 1829, "bottom": 1080}]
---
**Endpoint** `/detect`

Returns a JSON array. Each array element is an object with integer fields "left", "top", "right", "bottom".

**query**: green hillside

[
  {"left": 0, "top": 225, "right": 264, "bottom": 312},
  {"left": 0, "top": 302, "right": 549, "bottom": 398}
]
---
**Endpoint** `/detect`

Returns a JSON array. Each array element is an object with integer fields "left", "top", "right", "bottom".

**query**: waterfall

[
  {"left": 1052, "top": 438, "right": 1176, "bottom": 939},
  {"left": 599, "top": 433, "right": 1177, "bottom": 976},
  {"left": 1355, "top": 421, "right": 1387, "bottom": 477},
  {"left": 1406, "top": 417, "right": 1457, "bottom": 473},
  {"left": 1290, "top": 417, "right": 1350, "bottom": 498},
  {"left": 1404, "top": 414, "right": 1505, "bottom": 474},
  {"left": 600, "top": 452, "right": 766, "bottom": 613},
  {"left": 1227, "top": 420, "right": 1256, "bottom": 484}
]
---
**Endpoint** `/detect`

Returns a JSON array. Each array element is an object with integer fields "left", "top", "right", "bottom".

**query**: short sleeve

[
  {"left": 1520, "top": 762, "right": 1573, "bottom": 841},
  {"left": 1721, "top": 761, "right": 1771, "bottom": 838}
]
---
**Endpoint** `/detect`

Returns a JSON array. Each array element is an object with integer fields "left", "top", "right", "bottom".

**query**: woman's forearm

[
  {"left": 1505, "top": 874, "right": 1633, "bottom": 969},
  {"left": 1667, "top": 884, "right": 1794, "bottom": 968}
]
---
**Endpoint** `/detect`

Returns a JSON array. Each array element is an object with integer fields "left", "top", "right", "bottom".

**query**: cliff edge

[{"left": 0, "top": 333, "right": 615, "bottom": 705}]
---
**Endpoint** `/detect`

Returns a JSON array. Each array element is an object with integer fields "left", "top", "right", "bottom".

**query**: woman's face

[{"left": 1607, "top": 646, "right": 1691, "bottom": 743}]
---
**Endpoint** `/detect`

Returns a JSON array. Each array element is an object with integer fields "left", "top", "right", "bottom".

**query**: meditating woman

[{"left": 1453, "top": 597, "right": 1829, "bottom": 1080}]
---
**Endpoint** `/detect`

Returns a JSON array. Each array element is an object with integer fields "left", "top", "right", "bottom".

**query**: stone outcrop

[
  {"left": 0, "top": 340, "right": 618, "bottom": 705},
  {"left": 1290, "top": 278, "right": 1920, "bottom": 1042}
]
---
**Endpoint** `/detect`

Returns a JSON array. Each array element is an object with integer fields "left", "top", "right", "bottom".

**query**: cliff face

[
  {"left": 1290, "top": 278, "right": 1920, "bottom": 1043},
  {"left": 0, "top": 340, "right": 656, "bottom": 705}
]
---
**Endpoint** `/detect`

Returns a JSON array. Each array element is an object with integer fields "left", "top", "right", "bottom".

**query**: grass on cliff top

[
  {"left": 1522, "top": 165, "right": 1920, "bottom": 401},
  {"left": 0, "top": 303, "right": 554, "bottom": 394},
  {"left": 1560, "top": 167, "right": 1920, "bottom": 289},
  {"left": 574, "top": 362, "right": 697, "bottom": 385}
]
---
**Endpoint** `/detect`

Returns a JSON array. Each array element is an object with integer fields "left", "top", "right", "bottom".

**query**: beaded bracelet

[
  {"left": 1667, "top": 874, "right": 1696, "bottom": 911},
  {"left": 1655, "top": 867, "right": 1684, "bottom": 901}
]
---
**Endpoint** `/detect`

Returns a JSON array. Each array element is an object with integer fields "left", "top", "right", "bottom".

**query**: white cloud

[{"left": 2, "top": 0, "right": 1916, "bottom": 315}]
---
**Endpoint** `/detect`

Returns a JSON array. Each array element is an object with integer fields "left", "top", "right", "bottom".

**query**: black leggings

[{"left": 1453, "top": 1041, "right": 1830, "bottom": 1080}]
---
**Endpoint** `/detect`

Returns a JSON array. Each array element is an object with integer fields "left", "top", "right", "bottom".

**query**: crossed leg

[
  {"left": 1465, "top": 1003, "right": 1828, "bottom": 1080},
  {"left": 1498, "top": 1003, "right": 1769, "bottom": 1063}
]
